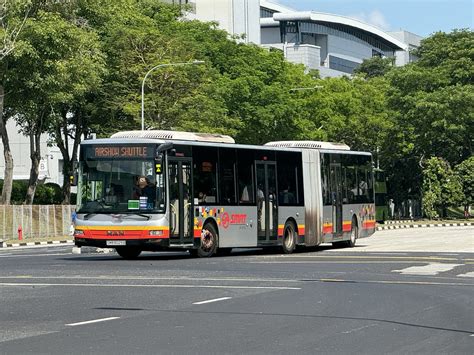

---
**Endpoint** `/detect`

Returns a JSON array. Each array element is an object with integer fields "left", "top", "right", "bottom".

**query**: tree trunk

[
  {"left": 57, "top": 109, "right": 83, "bottom": 205},
  {"left": 62, "top": 160, "right": 71, "bottom": 205},
  {"left": 24, "top": 129, "right": 41, "bottom": 205},
  {"left": 0, "top": 85, "right": 14, "bottom": 205}
]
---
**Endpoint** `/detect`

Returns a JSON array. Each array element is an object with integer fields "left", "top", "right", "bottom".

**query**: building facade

[
  {"left": 179, "top": 0, "right": 423, "bottom": 77},
  {"left": 0, "top": 120, "right": 73, "bottom": 187}
]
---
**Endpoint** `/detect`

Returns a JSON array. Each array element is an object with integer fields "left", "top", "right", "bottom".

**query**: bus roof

[
  {"left": 110, "top": 130, "right": 235, "bottom": 144},
  {"left": 80, "top": 131, "right": 370, "bottom": 156},
  {"left": 265, "top": 140, "right": 350, "bottom": 150}
]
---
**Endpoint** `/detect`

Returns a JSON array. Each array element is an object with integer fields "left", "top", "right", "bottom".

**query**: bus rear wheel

[
  {"left": 197, "top": 223, "right": 218, "bottom": 258},
  {"left": 116, "top": 247, "right": 142, "bottom": 259},
  {"left": 346, "top": 219, "right": 358, "bottom": 248},
  {"left": 282, "top": 221, "right": 296, "bottom": 254}
]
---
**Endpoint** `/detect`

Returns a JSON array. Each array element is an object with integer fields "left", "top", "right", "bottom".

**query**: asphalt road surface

[{"left": 0, "top": 227, "right": 473, "bottom": 354}]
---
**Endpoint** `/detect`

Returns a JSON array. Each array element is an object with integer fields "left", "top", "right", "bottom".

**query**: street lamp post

[{"left": 141, "top": 60, "right": 205, "bottom": 131}]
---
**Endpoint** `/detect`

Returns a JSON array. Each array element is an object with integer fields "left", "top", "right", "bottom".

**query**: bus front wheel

[
  {"left": 282, "top": 221, "right": 296, "bottom": 254},
  {"left": 116, "top": 247, "right": 142, "bottom": 259},
  {"left": 197, "top": 223, "right": 218, "bottom": 257}
]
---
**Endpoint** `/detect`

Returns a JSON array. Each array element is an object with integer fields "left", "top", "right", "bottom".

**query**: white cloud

[{"left": 350, "top": 10, "right": 391, "bottom": 30}]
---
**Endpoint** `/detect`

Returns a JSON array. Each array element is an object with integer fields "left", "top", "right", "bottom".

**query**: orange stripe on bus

[
  {"left": 323, "top": 223, "right": 333, "bottom": 234},
  {"left": 342, "top": 221, "right": 352, "bottom": 232},
  {"left": 363, "top": 220, "right": 376, "bottom": 229}
]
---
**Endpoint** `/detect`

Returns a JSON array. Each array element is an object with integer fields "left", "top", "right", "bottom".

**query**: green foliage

[
  {"left": 455, "top": 156, "right": 474, "bottom": 208},
  {"left": 34, "top": 183, "right": 62, "bottom": 204},
  {"left": 2, "top": 1, "right": 472, "bottom": 210},
  {"left": 422, "top": 157, "right": 463, "bottom": 218},
  {"left": 354, "top": 56, "right": 394, "bottom": 78},
  {"left": 387, "top": 30, "right": 474, "bottom": 166},
  {"left": 10, "top": 180, "right": 28, "bottom": 203}
]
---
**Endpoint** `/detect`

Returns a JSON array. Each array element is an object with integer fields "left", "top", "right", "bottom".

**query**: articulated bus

[{"left": 73, "top": 130, "right": 375, "bottom": 258}]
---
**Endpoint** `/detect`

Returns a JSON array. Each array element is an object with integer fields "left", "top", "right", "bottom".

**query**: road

[{"left": 0, "top": 227, "right": 473, "bottom": 354}]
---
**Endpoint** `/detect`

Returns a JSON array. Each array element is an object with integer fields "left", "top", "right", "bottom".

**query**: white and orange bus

[{"left": 73, "top": 130, "right": 375, "bottom": 258}]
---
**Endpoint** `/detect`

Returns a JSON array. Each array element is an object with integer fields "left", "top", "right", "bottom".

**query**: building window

[
  {"left": 328, "top": 55, "right": 360, "bottom": 74},
  {"left": 260, "top": 7, "right": 276, "bottom": 18}
]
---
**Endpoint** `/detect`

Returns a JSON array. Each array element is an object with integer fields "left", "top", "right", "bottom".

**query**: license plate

[{"left": 106, "top": 240, "right": 126, "bottom": 246}]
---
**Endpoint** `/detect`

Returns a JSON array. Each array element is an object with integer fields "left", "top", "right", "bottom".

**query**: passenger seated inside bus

[
  {"left": 279, "top": 185, "right": 295, "bottom": 204},
  {"left": 133, "top": 175, "right": 156, "bottom": 207}
]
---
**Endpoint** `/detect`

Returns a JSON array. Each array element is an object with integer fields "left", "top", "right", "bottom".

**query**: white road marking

[
  {"left": 0, "top": 275, "right": 336, "bottom": 282},
  {"left": 66, "top": 317, "right": 120, "bottom": 327},
  {"left": 253, "top": 255, "right": 460, "bottom": 261},
  {"left": 0, "top": 282, "right": 301, "bottom": 290},
  {"left": 393, "top": 263, "right": 462, "bottom": 276},
  {"left": 0, "top": 253, "right": 71, "bottom": 258},
  {"left": 193, "top": 297, "right": 232, "bottom": 305},
  {"left": 457, "top": 272, "right": 474, "bottom": 278}
]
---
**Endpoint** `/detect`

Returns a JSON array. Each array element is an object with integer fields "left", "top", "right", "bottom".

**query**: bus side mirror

[{"left": 70, "top": 161, "right": 78, "bottom": 186}]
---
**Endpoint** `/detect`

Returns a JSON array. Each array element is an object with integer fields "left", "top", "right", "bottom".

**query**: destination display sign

[{"left": 84, "top": 145, "right": 155, "bottom": 159}]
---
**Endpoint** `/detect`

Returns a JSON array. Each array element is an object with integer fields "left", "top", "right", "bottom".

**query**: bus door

[
  {"left": 330, "top": 163, "right": 343, "bottom": 235},
  {"left": 168, "top": 158, "right": 193, "bottom": 244},
  {"left": 256, "top": 161, "right": 278, "bottom": 242}
]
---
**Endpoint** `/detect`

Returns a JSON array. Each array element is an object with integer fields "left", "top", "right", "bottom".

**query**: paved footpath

[{"left": 337, "top": 226, "right": 473, "bottom": 253}]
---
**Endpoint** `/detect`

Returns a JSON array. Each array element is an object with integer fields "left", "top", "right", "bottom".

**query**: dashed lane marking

[
  {"left": 66, "top": 317, "right": 120, "bottom": 327},
  {"left": 193, "top": 297, "right": 232, "bottom": 305},
  {"left": 393, "top": 263, "right": 462, "bottom": 276},
  {"left": 457, "top": 272, "right": 474, "bottom": 278}
]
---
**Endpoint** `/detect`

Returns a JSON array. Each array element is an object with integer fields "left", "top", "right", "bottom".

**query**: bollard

[{"left": 18, "top": 225, "right": 23, "bottom": 241}]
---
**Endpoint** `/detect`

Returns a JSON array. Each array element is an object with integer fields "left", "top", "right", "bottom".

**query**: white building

[
  {"left": 172, "top": 0, "right": 423, "bottom": 77},
  {"left": 0, "top": 120, "right": 72, "bottom": 186}
]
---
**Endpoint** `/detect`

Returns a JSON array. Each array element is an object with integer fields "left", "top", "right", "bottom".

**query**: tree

[
  {"left": 421, "top": 157, "right": 463, "bottom": 219},
  {"left": 354, "top": 56, "right": 394, "bottom": 78},
  {"left": 7, "top": 9, "right": 104, "bottom": 204},
  {"left": 384, "top": 29, "right": 473, "bottom": 207},
  {"left": 0, "top": 0, "right": 31, "bottom": 205},
  {"left": 455, "top": 157, "right": 474, "bottom": 217}
]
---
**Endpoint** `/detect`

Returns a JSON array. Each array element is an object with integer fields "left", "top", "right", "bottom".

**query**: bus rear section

[{"left": 267, "top": 141, "right": 376, "bottom": 249}]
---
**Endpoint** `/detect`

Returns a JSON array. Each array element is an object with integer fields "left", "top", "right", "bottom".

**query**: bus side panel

[
  {"left": 200, "top": 205, "right": 257, "bottom": 248},
  {"left": 302, "top": 150, "right": 322, "bottom": 246},
  {"left": 322, "top": 205, "right": 334, "bottom": 243}
]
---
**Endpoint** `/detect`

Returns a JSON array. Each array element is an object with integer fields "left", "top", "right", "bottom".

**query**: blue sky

[{"left": 272, "top": 0, "right": 473, "bottom": 37}]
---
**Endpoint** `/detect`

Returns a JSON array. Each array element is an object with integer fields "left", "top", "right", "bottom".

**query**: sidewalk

[
  {"left": 377, "top": 221, "right": 474, "bottom": 231},
  {"left": 0, "top": 239, "right": 73, "bottom": 248}
]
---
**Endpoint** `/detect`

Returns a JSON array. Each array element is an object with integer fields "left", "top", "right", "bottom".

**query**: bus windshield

[{"left": 77, "top": 157, "right": 165, "bottom": 214}]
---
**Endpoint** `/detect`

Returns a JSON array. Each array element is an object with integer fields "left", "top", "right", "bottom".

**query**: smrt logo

[{"left": 221, "top": 212, "right": 247, "bottom": 229}]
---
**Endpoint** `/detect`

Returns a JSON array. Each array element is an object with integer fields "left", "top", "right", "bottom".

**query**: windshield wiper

[{"left": 122, "top": 212, "right": 151, "bottom": 220}]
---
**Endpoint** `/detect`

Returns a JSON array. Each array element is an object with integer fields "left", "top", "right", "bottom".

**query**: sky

[{"left": 271, "top": 0, "right": 473, "bottom": 37}]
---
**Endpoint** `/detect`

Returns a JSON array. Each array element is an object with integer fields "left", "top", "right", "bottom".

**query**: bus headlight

[
  {"left": 149, "top": 230, "right": 164, "bottom": 236},
  {"left": 74, "top": 229, "right": 84, "bottom": 236}
]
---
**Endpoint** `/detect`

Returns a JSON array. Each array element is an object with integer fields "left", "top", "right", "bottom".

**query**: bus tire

[
  {"left": 346, "top": 219, "right": 358, "bottom": 248},
  {"left": 116, "top": 247, "right": 142, "bottom": 259},
  {"left": 197, "top": 223, "right": 218, "bottom": 258},
  {"left": 282, "top": 221, "right": 296, "bottom": 254}
]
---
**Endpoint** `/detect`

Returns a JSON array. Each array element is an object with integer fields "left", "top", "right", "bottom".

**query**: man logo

[{"left": 107, "top": 230, "right": 125, "bottom": 236}]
